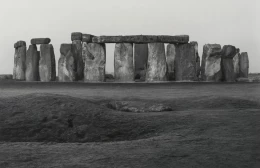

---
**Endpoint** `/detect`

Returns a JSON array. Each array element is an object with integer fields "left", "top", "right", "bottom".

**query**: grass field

[{"left": 0, "top": 81, "right": 259, "bottom": 168}]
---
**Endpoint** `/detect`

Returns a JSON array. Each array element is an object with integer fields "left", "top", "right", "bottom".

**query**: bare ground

[{"left": 0, "top": 81, "right": 259, "bottom": 168}]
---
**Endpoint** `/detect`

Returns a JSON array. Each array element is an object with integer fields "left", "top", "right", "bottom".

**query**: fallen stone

[
  {"left": 72, "top": 40, "right": 84, "bottom": 80},
  {"left": 82, "top": 34, "right": 94, "bottom": 42},
  {"left": 239, "top": 52, "right": 249, "bottom": 78},
  {"left": 236, "top": 77, "right": 251, "bottom": 82},
  {"left": 25, "top": 45, "right": 40, "bottom": 81},
  {"left": 146, "top": 43, "right": 167, "bottom": 82},
  {"left": 114, "top": 43, "right": 134, "bottom": 82},
  {"left": 134, "top": 44, "right": 148, "bottom": 81},
  {"left": 201, "top": 44, "right": 222, "bottom": 81},
  {"left": 92, "top": 35, "right": 189, "bottom": 43},
  {"left": 84, "top": 43, "right": 106, "bottom": 82},
  {"left": 166, "top": 44, "right": 177, "bottom": 81},
  {"left": 39, "top": 44, "right": 56, "bottom": 82},
  {"left": 0, "top": 74, "right": 13, "bottom": 80},
  {"left": 107, "top": 101, "right": 172, "bottom": 113},
  {"left": 221, "top": 45, "right": 237, "bottom": 82},
  {"left": 14, "top": 41, "right": 26, "bottom": 48},
  {"left": 71, "top": 32, "right": 82, "bottom": 41},
  {"left": 174, "top": 43, "right": 197, "bottom": 81},
  {"left": 58, "top": 44, "right": 76, "bottom": 82},
  {"left": 31, "top": 38, "right": 51, "bottom": 45},
  {"left": 233, "top": 49, "right": 240, "bottom": 79},
  {"left": 13, "top": 46, "right": 26, "bottom": 80}
]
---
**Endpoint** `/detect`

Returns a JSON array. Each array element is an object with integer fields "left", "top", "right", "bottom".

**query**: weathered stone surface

[
  {"left": 14, "top": 41, "right": 26, "bottom": 48},
  {"left": 82, "top": 34, "right": 94, "bottom": 42},
  {"left": 233, "top": 49, "right": 240, "bottom": 79},
  {"left": 25, "top": 45, "right": 40, "bottom": 81},
  {"left": 166, "top": 44, "right": 176, "bottom": 81},
  {"left": 174, "top": 43, "right": 197, "bottom": 81},
  {"left": 71, "top": 32, "right": 82, "bottom": 41},
  {"left": 58, "top": 44, "right": 76, "bottom": 82},
  {"left": 84, "top": 43, "right": 106, "bottom": 82},
  {"left": 114, "top": 43, "right": 134, "bottom": 82},
  {"left": 92, "top": 35, "right": 189, "bottom": 44},
  {"left": 221, "top": 45, "right": 237, "bottom": 82},
  {"left": 31, "top": 38, "right": 51, "bottom": 45},
  {"left": 13, "top": 46, "right": 26, "bottom": 80},
  {"left": 201, "top": 44, "right": 222, "bottom": 81},
  {"left": 72, "top": 40, "right": 84, "bottom": 80},
  {"left": 146, "top": 43, "right": 167, "bottom": 82},
  {"left": 239, "top": 52, "right": 249, "bottom": 78},
  {"left": 39, "top": 44, "right": 56, "bottom": 82},
  {"left": 134, "top": 44, "right": 148, "bottom": 81}
]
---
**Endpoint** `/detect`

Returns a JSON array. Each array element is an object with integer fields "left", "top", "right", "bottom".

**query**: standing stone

[
  {"left": 166, "top": 44, "right": 176, "bottom": 81},
  {"left": 201, "top": 44, "right": 222, "bottom": 81},
  {"left": 114, "top": 43, "right": 134, "bottom": 82},
  {"left": 196, "top": 55, "right": 201, "bottom": 79},
  {"left": 39, "top": 44, "right": 56, "bottom": 82},
  {"left": 71, "top": 32, "right": 82, "bottom": 41},
  {"left": 13, "top": 44, "right": 26, "bottom": 80},
  {"left": 146, "top": 43, "right": 167, "bottom": 82},
  {"left": 233, "top": 49, "right": 240, "bottom": 79},
  {"left": 58, "top": 44, "right": 76, "bottom": 82},
  {"left": 72, "top": 40, "right": 84, "bottom": 80},
  {"left": 239, "top": 52, "right": 249, "bottom": 78},
  {"left": 25, "top": 45, "right": 40, "bottom": 81},
  {"left": 174, "top": 43, "right": 197, "bottom": 81},
  {"left": 84, "top": 43, "right": 106, "bottom": 82},
  {"left": 221, "top": 45, "right": 237, "bottom": 82},
  {"left": 134, "top": 44, "right": 148, "bottom": 81}
]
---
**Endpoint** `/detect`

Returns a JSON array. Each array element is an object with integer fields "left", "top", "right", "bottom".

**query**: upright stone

[
  {"left": 239, "top": 52, "right": 249, "bottom": 78},
  {"left": 166, "top": 44, "right": 177, "bottom": 81},
  {"left": 39, "top": 44, "right": 56, "bottom": 82},
  {"left": 13, "top": 41, "right": 26, "bottom": 80},
  {"left": 114, "top": 43, "right": 134, "bottom": 82},
  {"left": 134, "top": 44, "right": 148, "bottom": 81},
  {"left": 174, "top": 43, "right": 197, "bottom": 81},
  {"left": 146, "top": 43, "right": 167, "bottom": 82},
  {"left": 72, "top": 40, "right": 84, "bottom": 80},
  {"left": 25, "top": 45, "right": 40, "bottom": 81},
  {"left": 221, "top": 45, "right": 237, "bottom": 82},
  {"left": 84, "top": 43, "right": 106, "bottom": 82},
  {"left": 233, "top": 49, "right": 240, "bottom": 79},
  {"left": 201, "top": 44, "right": 222, "bottom": 81},
  {"left": 196, "top": 55, "right": 201, "bottom": 79},
  {"left": 58, "top": 44, "right": 76, "bottom": 82}
]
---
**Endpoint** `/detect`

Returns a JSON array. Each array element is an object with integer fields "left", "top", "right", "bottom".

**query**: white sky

[{"left": 0, "top": 0, "right": 259, "bottom": 74}]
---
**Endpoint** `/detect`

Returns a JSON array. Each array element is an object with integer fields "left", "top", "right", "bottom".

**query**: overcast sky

[{"left": 0, "top": 0, "right": 259, "bottom": 74}]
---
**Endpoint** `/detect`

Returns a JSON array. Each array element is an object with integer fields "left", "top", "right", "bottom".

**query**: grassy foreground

[{"left": 0, "top": 82, "right": 259, "bottom": 168}]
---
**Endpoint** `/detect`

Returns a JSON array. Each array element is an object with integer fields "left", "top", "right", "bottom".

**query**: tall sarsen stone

[
  {"left": 25, "top": 45, "right": 40, "bottom": 81},
  {"left": 114, "top": 43, "right": 134, "bottom": 82},
  {"left": 83, "top": 43, "right": 106, "bottom": 82},
  {"left": 134, "top": 44, "right": 148, "bottom": 81},
  {"left": 39, "top": 44, "right": 56, "bottom": 82},
  {"left": 146, "top": 43, "right": 167, "bottom": 82}
]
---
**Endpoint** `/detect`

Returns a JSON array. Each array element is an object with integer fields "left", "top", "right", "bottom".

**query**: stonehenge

[{"left": 13, "top": 33, "right": 251, "bottom": 83}]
